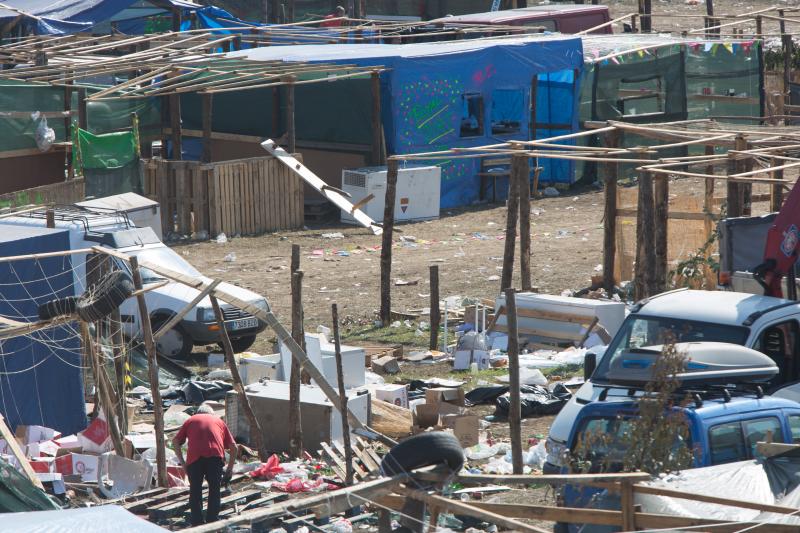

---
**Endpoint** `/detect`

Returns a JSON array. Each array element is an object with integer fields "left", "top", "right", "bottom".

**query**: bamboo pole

[
  {"left": 210, "top": 295, "right": 268, "bottom": 461},
  {"left": 129, "top": 256, "right": 168, "bottom": 487},
  {"left": 331, "top": 303, "right": 353, "bottom": 486}
]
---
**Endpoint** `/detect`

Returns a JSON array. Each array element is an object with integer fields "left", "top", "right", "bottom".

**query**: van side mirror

[{"left": 584, "top": 352, "right": 597, "bottom": 381}]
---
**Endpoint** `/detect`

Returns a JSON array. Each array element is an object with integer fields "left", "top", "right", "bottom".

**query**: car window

[
  {"left": 743, "top": 417, "right": 783, "bottom": 456},
  {"left": 709, "top": 422, "right": 746, "bottom": 465},
  {"left": 789, "top": 415, "right": 800, "bottom": 444},
  {"left": 753, "top": 320, "right": 800, "bottom": 385}
]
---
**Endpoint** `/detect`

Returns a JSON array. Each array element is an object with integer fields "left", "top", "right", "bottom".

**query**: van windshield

[
  {"left": 126, "top": 246, "right": 202, "bottom": 283},
  {"left": 593, "top": 315, "right": 750, "bottom": 384}
]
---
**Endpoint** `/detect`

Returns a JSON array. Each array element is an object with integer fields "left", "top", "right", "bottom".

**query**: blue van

[{"left": 557, "top": 393, "right": 800, "bottom": 529}]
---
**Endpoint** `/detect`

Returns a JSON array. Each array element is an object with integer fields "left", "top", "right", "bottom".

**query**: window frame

[
  {"left": 459, "top": 92, "right": 485, "bottom": 138},
  {"left": 708, "top": 415, "right": 785, "bottom": 465}
]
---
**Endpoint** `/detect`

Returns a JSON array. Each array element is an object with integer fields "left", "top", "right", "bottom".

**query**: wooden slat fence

[
  {"left": 0, "top": 179, "right": 85, "bottom": 210},
  {"left": 144, "top": 156, "right": 304, "bottom": 238}
]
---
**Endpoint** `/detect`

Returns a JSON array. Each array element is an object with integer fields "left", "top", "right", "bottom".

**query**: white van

[{"left": 0, "top": 205, "right": 268, "bottom": 358}]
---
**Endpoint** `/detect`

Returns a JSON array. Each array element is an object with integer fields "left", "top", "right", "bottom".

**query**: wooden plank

[
  {"left": 632, "top": 483, "right": 800, "bottom": 515},
  {"left": 158, "top": 161, "right": 171, "bottom": 234},
  {"left": 266, "top": 158, "right": 277, "bottom": 231},
  {"left": 352, "top": 438, "right": 380, "bottom": 472},
  {"left": 413, "top": 471, "right": 651, "bottom": 486},
  {"left": 280, "top": 161, "right": 289, "bottom": 229},
  {"left": 223, "top": 164, "right": 231, "bottom": 236},
  {"left": 253, "top": 161, "right": 263, "bottom": 233},
  {"left": 320, "top": 442, "right": 348, "bottom": 479},
  {"left": 191, "top": 164, "right": 204, "bottom": 234},
  {"left": 0, "top": 413, "right": 43, "bottom": 489},
  {"left": 175, "top": 163, "right": 190, "bottom": 234},
  {"left": 318, "top": 447, "right": 346, "bottom": 480},
  {"left": 332, "top": 440, "right": 368, "bottom": 480},
  {"left": 249, "top": 162, "right": 256, "bottom": 234},
  {"left": 261, "top": 139, "right": 381, "bottom": 234},
  {"left": 208, "top": 167, "right": 218, "bottom": 236},
  {"left": 150, "top": 489, "right": 262, "bottom": 520}
]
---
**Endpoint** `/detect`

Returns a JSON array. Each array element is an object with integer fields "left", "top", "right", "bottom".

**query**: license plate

[{"left": 229, "top": 318, "right": 258, "bottom": 331}]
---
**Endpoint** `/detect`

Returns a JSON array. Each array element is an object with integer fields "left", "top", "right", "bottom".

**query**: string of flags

[{"left": 591, "top": 40, "right": 757, "bottom": 65}]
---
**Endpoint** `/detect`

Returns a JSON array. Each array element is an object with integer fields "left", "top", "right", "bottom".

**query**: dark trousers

[{"left": 186, "top": 456, "right": 224, "bottom": 526}]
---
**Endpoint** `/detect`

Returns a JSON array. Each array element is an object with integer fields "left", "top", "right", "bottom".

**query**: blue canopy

[{"left": 233, "top": 36, "right": 584, "bottom": 206}]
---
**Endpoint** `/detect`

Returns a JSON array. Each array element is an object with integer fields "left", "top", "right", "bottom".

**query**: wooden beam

[
  {"left": 152, "top": 280, "right": 220, "bottom": 340},
  {"left": 501, "top": 154, "right": 520, "bottom": 290},
  {"left": 129, "top": 256, "right": 168, "bottom": 487},
  {"left": 412, "top": 471, "right": 651, "bottom": 485},
  {"left": 289, "top": 270, "right": 304, "bottom": 457},
  {"left": 0, "top": 413, "right": 43, "bottom": 489},
  {"left": 505, "top": 289, "right": 523, "bottom": 474},
  {"left": 380, "top": 159, "right": 399, "bottom": 325},
  {"left": 331, "top": 303, "right": 353, "bottom": 485},
  {"left": 370, "top": 70, "right": 382, "bottom": 165},
  {"left": 517, "top": 149, "right": 532, "bottom": 291},
  {"left": 401, "top": 487, "right": 550, "bottom": 533},
  {"left": 602, "top": 130, "right": 619, "bottom": 291},
  {"left": 210, "top": 295, "right": 268, "bottom": 461}
]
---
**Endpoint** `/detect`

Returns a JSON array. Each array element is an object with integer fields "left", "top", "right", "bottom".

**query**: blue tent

[
  {"left": 0, "top": 226, "right": 86, "bottom": 436},
  {"left": 232, "top": 36, "right": 584, "bottom": 208}
]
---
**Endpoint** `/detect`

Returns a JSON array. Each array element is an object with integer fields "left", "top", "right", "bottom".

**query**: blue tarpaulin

[
  {"left": 0, "top": 0, "right": 198, "bottom": 35},
  {"left": 0, "top": 226, "right": 86, "bottom": 436},
  {"left": 231, "top": 36, "right": 584, "bottom": 207}
]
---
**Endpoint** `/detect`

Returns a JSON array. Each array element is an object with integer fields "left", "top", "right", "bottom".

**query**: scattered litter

[
  {"left": 400, "top": 235, "right": 417, "bottom": 243},
  {"left": 223, "top": 252, "right": 236, "bottom": 262},
  {"left": 394, "top": 278, "right": 419, "bottom": 286},
  {"left": 321, "top": 232, "right": 344, "bottom": 239},
  {"left": 215, "top": 233, "right": 227, "bottom": 243},
  {"left": 525, "top": 439, "right": 548, "bottom": 469},
  {"left": 487, "top": 275, "right": 500, "bottom": 281}
]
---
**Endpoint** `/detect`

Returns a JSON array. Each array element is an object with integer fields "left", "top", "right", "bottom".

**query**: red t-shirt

[
  {"left": 320, "top": 14, "right": 342, "bottom": 27},
  {"left": 174, "top": 414, "right": 235, "bottom": 465}
]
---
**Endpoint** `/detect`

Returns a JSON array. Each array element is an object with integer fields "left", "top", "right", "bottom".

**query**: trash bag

[
  {"left": 491, "top": 383, "right": 572, "bottom": 420},
  {"left": 457, "top": 331, "right": 488, "bottom": 351},
  {"left": 32, "top": 112, "right": 55, "bottom": 152},
  {"left": 465, "top": 385, "right": 509, "bottom": 406},
  {"left": 181, "top": 380, "right": 233, "bottom": 404},
  {"left": 250, "top": 454, "right": 284, "bottom": 480}
]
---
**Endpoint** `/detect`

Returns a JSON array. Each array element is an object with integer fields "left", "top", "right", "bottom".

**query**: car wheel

[
  {"left": 380, "top": 432, "right": 464, "bottom": 477},
  {"left": 225, "top": 335, "right": 257, "bottom": 354},
  {"left": 152, "top": 317, "right": 193, "bottom": 360}
]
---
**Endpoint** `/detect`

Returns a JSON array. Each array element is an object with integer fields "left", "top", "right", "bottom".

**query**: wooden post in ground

[
  {"left": 380, "top": 159, "right": 399, "bottom": 325},
  {"left": 653, "top": 174, "right": 669, "bottom": 292},
  {"left": 634, "top": 170, "right": 656, "bottom": 300},
  {"left": 779, "top": 11, "right": 792, "bottom": 107},
  {"left": 129, "top": 256, "right": 168, "bottom": 487},
  {"left": 210, "top": 295, "right": 268, "bottom": 461},
  {"left": 517, "top": 148, "right": 532, "bottom": 292},
  {"left": 727, "top": 135, "right": 747, "bottom": 217},
  {"left": 703, "top": 145, "right": 716, "bottom": 286},
  {"left": 771, "top": 156, "right": 785, "bottom": 212},
  {"left": 331, "top": 303, "right": 354, "bottom": 486},
  {"left": 705, "top": 0, "right": 714, "bottom": 38},
  {"left": 285, "top": 76, "right": 296, "bottom": 154},
  {"left": 64, "top": 76, "right": 73, "bottom": 179},
  {"left": 169, "top": 93, "right": 182, "bottom": 160},
  {"left": 602, "top": 130, "right": 619, "bottom": 293},
  {"left": 370, "top": 70, "right": 383, "bottom": 165},
  {"left": 289, "top": 269, "right": 304, "bottom": 458},
  {"left": 77, "top": 88, "right": 87, "bottom": 131},
  {"left": 620, "top": 480, "right": 636, "bottom": 531},
  {"left": 429, "top": 265, "right": 440, "bottom": 350},
  {"left": 110, "top": 305, "right": 128, "bottom": 433},
  {"left": 201, "top": 93, "right": 213, "bottom": 164},
  {"left": 505, "top": 289, "right": 523, "bottom": 475},
  {"left": 501, "top": 156, "right": 521, "bottom": 290},
  {"left": 45, "top": 209, "right": 55, "bottom": 228},
  {"left": 81, "top": 321, "right": 125, "bottom": 457}
]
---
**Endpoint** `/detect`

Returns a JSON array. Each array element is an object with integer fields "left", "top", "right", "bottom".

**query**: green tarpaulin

[
  {"left": 0, "top": 459, "right": 60, "bottom": 513},
  {"left": 77, "top": 129, "right": 138, "bottom": 170}
]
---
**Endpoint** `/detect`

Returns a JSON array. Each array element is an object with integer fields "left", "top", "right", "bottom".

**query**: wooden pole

[
  {"left": 505, "top": 289, "right": 523, "bottom": 475},
  {"left": 64, "top": 76, "right": 73, "bottom": 179},
  {"left": 81, "top": 321, "right": 125, "bottom": 457},
  {"left": 285, "top": 77, "right": 296, "bottom": 154},
  {"left": 169, "top": 93, "right": 182, "bottom": 160},
  {"left": 602, "top": 130, "right": 619, "bottom": 292},
  {"left": 77, "top": 88, "right": 87, "bottom": 130},
  {"left": 429, "top": 265, "right": 440, "bottom": 350},
  {"left": 210, "top": 295, "right": 268, "bottom": 461},
  {"left": 109, "top": 305, "right": 128, "bottom": 434},
  {"left": 289, "top": 270, "right": 304, "bottom": 458},
  {"left": 771, "top": 156, "right": 785, "bottom": 212},
  {"left": 634, "top": 170, "right": 656, "bottom": 300},
  {"left": 291, "top": 243, "right": 301, "bottom": 274},
  {"left": 129, "top": 256, "right": 168, "bottom": 487},
  {"left": 201, "top": 93, "right": 213, "bottom": 163},
  {"left": 517, "top": 150, "right": 532, "bottom": 292},
  {"left": 620, "top": 480, "right": 636, "bottom": 531},
  {"left": 380, "top": 159, "right": 399, "bottom": 325},
  {"left": 370, "top": 71, "right": 383, "bottom": 165},
  {"left": 331, "top": 303, "right": 354, "bottom": 486},
  {"left": 501, "top": 158, "right": 521, "bottom": 290},
  {"left": 653, "top": 174, "right": 668, "bottom": 292},
  {"left": 45, "top": 209, "right": 55, "bottom": 228},
  {"left": 780, "top": 10, "right": 791, "bottom": 106}
]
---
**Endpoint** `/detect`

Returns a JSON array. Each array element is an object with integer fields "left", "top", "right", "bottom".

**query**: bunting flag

[{"left": 723, "top": 43, "right": 733, "bottom": 54}]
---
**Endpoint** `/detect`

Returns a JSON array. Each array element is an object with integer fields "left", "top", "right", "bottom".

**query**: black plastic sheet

[
  {"left": 181, "top": 380, "right": 233, "bottom": 404},
  {"left": 491, "top": 383, "right": 572, "bottom": 419}
]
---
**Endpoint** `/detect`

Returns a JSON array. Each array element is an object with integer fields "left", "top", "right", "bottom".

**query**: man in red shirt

[
  {"left": 173, "top": 404, "right": 238, "bottom": 526},
  {"left": 320, "top": 6, "right": 346, "bottom": 27}
]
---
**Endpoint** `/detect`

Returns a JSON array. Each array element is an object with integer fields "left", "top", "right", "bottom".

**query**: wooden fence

[
  {"left": 144, "top": 156, "right": 304, "bottom": 237},
  {"left": 0, "top": 178, "right": 84, "bottom": 210}
]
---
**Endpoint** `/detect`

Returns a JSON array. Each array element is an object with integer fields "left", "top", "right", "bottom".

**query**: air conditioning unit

[{"left": 341, "top": 164, "right": 441, "bottom": 224}]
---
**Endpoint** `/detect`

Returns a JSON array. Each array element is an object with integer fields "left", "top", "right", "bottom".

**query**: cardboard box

[
  {"left": 16, "top": 425, "right": 59, "bottom": 445},
  {"left": 425, "top": 387, "right": 465, "bottom": 407},
  {"left": 442, "top": 414, "right": 479, "bottom": 448},
  {"left": 124, "top": 434, "right": 157, "bottom": 459},
  {"left": 374, "top": 384, "right": 409, "bottom": 408},
  {"left": 413, "top": 403, "right": 440, "bottom": 429},
  {"left": 30, "top": 457, "right": 54, "bottom": 473},
  {"left": 73, "top": 453, "right": 99, "bottom": 482}
]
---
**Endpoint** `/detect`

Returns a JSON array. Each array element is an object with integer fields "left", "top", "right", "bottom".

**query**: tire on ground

[
  {"left": 380, "top": 432, "right": 464, "bottom": 477},
  {"left": 228, "top": 334, "right": 257, "bottom": 354},
  {"left": 38, "top": 296, "right": 78, "bottom": 320},
  {"left": 77, "top": 271, "right": 134, "bottom": 322}
]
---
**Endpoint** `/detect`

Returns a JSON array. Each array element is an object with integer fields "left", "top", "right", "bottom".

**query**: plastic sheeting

[
  {"left": 0, "top": 459, "right": 60, "bottom": 513},
  {"left": 229, "top": 36, "right": 583, "bottom": 207},
  {"left": 0, "top": 226, "right": 87, "bottom": 436},
  {"left": 3, "top": 505, "right": 168, "bottom": 532},
  {"left": 491, "top": 383, "right": 572, "bottom": 419}
]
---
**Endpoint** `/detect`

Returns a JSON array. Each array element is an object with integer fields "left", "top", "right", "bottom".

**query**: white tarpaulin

[{"left": 3, "top": 505, "right": 168, "bottom": 532}]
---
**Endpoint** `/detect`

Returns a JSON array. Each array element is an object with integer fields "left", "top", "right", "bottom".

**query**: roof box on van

[{"left": 605, "top": 342, "right": 778, "bottom": 387}]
